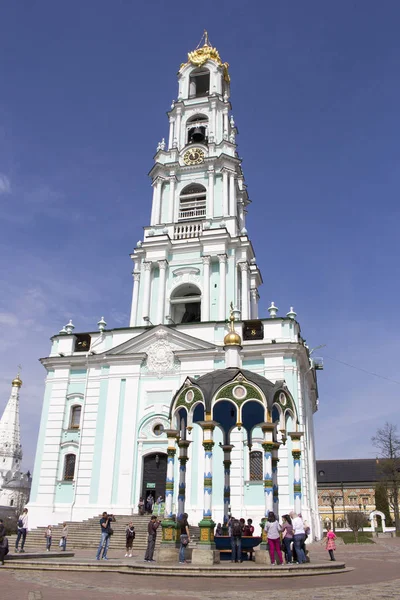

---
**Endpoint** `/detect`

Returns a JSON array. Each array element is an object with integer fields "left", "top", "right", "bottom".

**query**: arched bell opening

[
  {"left": 192, "top": 402, "right": 205, "bottom": 424},
  {"left": 179, "top": 183, "right": 207, "bottom": 221},
  {"left": 212, "top": 400, "right": 238, "bottom": 444},
  {"left": 187, "top": 114, "right": 208, "bottom": 145},
  {"left": 189, "top": 67, "right": 210, "bottom": 98},
  {"left": 170, "top": 283, "right": 201, "bottom": 324}
]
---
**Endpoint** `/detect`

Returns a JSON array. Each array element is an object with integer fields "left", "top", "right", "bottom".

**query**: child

[
  {"left": 45, "top": 525, "right": 52, "bottom": 551},
  {"left": 325, "top": 526, "right": 336, "bottom": 561},
  {"left": 125, "top": 521, "right": 135, "bottom": 557}
]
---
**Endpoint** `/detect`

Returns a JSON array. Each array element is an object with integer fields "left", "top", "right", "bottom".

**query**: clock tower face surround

[{"left": 183, "top": 147, "right": 205, "bottom": 165}]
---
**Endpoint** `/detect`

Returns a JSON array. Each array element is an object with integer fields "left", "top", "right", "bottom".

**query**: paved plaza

[{"left": 1, "top": 537, "right": 400, "bottom": 600}]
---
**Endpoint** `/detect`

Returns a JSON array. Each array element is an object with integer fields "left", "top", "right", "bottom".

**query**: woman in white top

[
  {"left": 264, "top": 512, "right": 283, "bottom": 565},
  {"left": 290, "top": 512, "right": 307, "bottom": 563}
]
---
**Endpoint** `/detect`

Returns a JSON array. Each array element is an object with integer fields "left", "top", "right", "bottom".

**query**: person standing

[
  {"left": 125, "top": 522, "right": 135, "bottom": 557},
  {"left": 15, "top": 508, "right": 28, "bottom": 553},
  {"left": 138, "top": 497, "right": 145, "bottom": 516},
  {"left": 243, "top": 518, "right": 255, "bottom": 561},
  {"left": 0, "top": 521, "right": 9, "bottom": 566},
  {"left": 264, "top": 512, "right": 283, "bottom": 565},
  {"left": 45, "top": 525, "right": 52, "bottom": 551},
  {"left": 290, "top": 511, "right": 307, "bottom": 564},
  {"left": 144, "top": 515, "right": 160, "bottom": 562},
  {"left": 281, "top": 514, "right": 294, "bottom": 564},
  {"left": 60, "top": 522, "right": 68, "bottom": 551},
  {"left": 230, "top": 517, "right": 242, "bottom": 563},
  {"left": 156, "top": 495, "right": 163, "bottom": 517},
  {"left": 178, "top": 513, "right": 190, "bottom": 564},
  {"left": 96, "top": 512, "right": 115, "bottom": 561},
  {"left": 325, "top": 526, "right": 337, "bottom": 561},
  {"left": 146, "top": 493, "right": 154, "bottom": 514}
]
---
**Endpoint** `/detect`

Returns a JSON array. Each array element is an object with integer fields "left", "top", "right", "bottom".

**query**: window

[
  {"left": 153, "top": 424, "right": 164, "bottom": 437},
  {"left": 249, "top": 451, "right": 263, "bottom": 481},
  {"left": 187, "top": 114, "right": 208, "bottom": 145},
  {"left": 63, "top": 454, "right": 76, "bottom": 481},
  {"left": 70, "top": 405, "right": 82, "bottom": 429},
  {"left": 170, "top": 283, "right": 201, "bottom": 324},
  {"left": 179, "top": 184, "right": 206, "bottom": 221},
  {"left": 189, "top": 68, "right": 210, "bottom": 98}
]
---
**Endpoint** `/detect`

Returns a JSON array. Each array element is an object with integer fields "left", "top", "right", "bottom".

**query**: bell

[{"left": 190, "top": 127, "right": 205, "bottom": 143}]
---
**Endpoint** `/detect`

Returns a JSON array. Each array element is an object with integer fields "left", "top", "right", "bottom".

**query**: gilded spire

[
  {"left": 224, "top": 302, "right": 242, "bottom": 346},
  {"left": 181, "top": 30, "right": 230, "bottom": 82}
]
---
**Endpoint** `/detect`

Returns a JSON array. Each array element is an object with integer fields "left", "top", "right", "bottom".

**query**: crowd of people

[
  {"left": 0, "top": 506, "right": 337, "bottom": 566},
  {"left": 218, "top": 511, "right": 313, "bottom": 564}
]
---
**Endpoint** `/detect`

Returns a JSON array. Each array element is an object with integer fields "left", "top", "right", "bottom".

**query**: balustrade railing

[{"left": 174, "top": 222, "right": 202, "bottom": 240}]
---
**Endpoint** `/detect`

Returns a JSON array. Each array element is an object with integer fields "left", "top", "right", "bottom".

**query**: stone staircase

[{"left": 9, "top": 514, "right": 200, "bottom": 553}]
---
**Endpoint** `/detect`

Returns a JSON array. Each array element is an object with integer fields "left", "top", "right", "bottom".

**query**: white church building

[{"left": 28, "top": 35, "right": 322, "bottom": 543}]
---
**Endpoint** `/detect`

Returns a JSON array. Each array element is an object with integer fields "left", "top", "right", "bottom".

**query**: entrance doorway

[{"left": 141, "top": 453, "right": 167, "bottom": 510}]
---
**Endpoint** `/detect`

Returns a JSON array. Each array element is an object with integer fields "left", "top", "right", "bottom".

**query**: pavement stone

[{"left": 1, "top": 536, "right": 400, "bottom": 599}]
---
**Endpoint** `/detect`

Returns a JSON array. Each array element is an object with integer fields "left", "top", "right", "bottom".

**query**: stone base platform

[{"left": 2, "top": 555, "right": 349, "bottom": 577}]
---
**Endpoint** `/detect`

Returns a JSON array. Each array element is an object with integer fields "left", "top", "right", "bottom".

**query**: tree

[
  {"left": 375, "top": 482, "right": 393, "bottom": 527},
  {"left": 347, "top": 511, "right": 369, "bottom": 542},
  {"left": 322, "top": 492, "right": 343, "bottom": 532},
  {"left": 372, "top": 422, "right": 400, "bottom": 534}
]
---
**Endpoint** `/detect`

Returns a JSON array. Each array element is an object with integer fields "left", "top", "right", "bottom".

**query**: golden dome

[
  {"left": 12, "top": 375, "right": 22, "bottom": 388},
  {"left": 224, "top": 330, "right": 242, "bottom": 346}
]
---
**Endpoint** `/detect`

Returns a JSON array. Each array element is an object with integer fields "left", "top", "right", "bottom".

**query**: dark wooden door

[{"left": 142, "top": 453, "right": 167, "bottom": 501}]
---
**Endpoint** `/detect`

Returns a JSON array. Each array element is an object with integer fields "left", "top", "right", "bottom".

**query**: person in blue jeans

[
  {"left": 290, "top": 512, "right": 307, "bottom": 564},
  {"left": 178, "top": 513, "right": 190, "bottom": 564},
  {"left": 229, "top": 517, "right": 243, "bottom": 563},
  {"left": 96, "top": 512, "right": 115, "bottom": 560}
]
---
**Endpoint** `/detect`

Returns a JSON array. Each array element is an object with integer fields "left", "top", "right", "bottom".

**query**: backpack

[
  {"left": 17, "top": 519, "right": 23, "bottom": 528},
  {"left": 231, "top": 519, "right": 242, "bottom": 537}
]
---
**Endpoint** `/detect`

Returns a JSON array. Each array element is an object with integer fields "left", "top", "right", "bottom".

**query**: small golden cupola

[
  {"left": 224, "top": 303, "right": 242, "bottom": 347},
  {"left": 12, "top": 373, "right": 22, "bottom": 388}
]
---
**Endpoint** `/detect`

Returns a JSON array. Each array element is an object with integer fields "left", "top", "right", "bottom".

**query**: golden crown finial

[
  {"left": 183, "top": 32, "right": 230, "bottom": 83},
  {"left": 224, "top": 302, "right": 242, "bottom": 346},
  {"left": 12, "top": 365, "right": 22, "bottom": 388}
]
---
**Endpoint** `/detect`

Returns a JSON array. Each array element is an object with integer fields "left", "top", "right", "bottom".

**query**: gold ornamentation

[
  {"left": 224, "top": 301, "right": 241, "bottom": 346},
  {"left": 182, "top": 31, "right": 230, "bottom": 83}
]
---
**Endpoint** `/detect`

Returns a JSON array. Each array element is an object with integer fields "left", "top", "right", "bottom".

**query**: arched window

[
  {"left": 189, "top": 68, "right": 210, "bottom": 98},
  {"left": 179, "top": 184, "right": 206, "bottom": 221},
  {"left": 249, "top": 451, "right": 263, "bottom": 481},
  {"left": 187, "top": 114, "right": 208, "bottom": 145},
  {"left": 69, "top": 405, "right": 82, "bottom": 429},
  {"left": 63, "top": 454, "right": 76, "bottom": 481},
  {"left": 170, "top": 283, "right": 201, "bottom": 324}
]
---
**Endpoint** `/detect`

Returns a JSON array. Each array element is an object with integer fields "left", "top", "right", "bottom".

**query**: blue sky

[{"left": 1, "top": 1, "right": 400, "bottom": 471}]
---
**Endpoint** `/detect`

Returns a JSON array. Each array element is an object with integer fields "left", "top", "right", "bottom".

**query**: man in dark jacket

[
  {"left": 0, "top": 520, "right": 9, "bottom": 565},
  {"left": 144, "top": 515, "right": 160, "bottom": 562}
]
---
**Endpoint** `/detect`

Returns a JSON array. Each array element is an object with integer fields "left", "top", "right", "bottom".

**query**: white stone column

[
  {"left": 239, "top": 262, "right": 249, "bottom": 320},
  {"left": 141, "top": 261, "right": 152, "bottom": 324},
  {"left": 151, "top": 179, "right": 162, "bottom": 226},
  {"left": 175, "top": 108, "right": 182, "bottom": 149},
  {"left": 129, "top": 270, "right": 140, "bottom": 327},
  {"left": 210, "top": 101, "right": 217, "bottom": 143},
  {"left": 157, "top": 260, "right": 168, "bottom": 324},
  {"left": 168, "top": 118, "right": 174, "bottom": 150},
  {"left": 289, "top": 432, "right": 303, "bottom": 515},
  {"left": 202, "top": 256, "right": 211, "bottom": 321},
  {"left": 261, "top": 424, "right": 275, "bottom": 517},
  {"left": 168, "top": 173, "right": 176, "bottom": 223},
  {"left": 223, "top": 109, "right": 229, "bottom": 140},
  {"left": 229, "top": 172, "right": 236, "bottom": 218},
  {"left": 164, "top": 429, "right": 179, "bottom": 520},
  {"left": 218, "top": 254, "right": 227, "bottom": 321},
  {"left": 250, "top": 288, "right": 259, "bottom": 319},
  {"left": 207, "top": 167, "right": 214, "bottom": 218},
  {"left": 222, "top": 444, "right": 234, "bottom": 529},
  {"left": 222, "top": 170, "right": 229, "bottom": 216},
  {"left": 177, "top": 440, "right": 191, "bottom": 519}
]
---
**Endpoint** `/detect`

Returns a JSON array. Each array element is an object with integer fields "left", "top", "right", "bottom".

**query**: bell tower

[{"left": 129, "top": 33, "right": 262, "bottom": 327}]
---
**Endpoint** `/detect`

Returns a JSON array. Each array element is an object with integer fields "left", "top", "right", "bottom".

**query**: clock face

[{"left": 183, "top": 148, "right": 205, "bottom": 165}]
